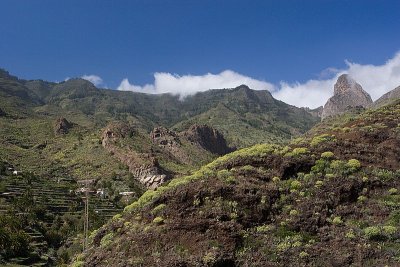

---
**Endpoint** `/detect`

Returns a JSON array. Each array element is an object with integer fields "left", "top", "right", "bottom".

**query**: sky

[{"left": 1, "top": 0, "right": 400, "bottom": 108}]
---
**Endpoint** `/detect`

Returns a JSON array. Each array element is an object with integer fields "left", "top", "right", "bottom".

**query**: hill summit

[{"left": 321, "top": 74, "right": 373, "bottom": 120}]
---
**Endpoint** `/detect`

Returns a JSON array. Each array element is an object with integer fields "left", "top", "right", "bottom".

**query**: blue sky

[{"left": 1, "top": 0, "right": 400, "bottom": 107}]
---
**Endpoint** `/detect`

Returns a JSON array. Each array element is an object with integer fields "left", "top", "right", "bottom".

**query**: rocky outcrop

[
  {"left": 54, "top": 117, "right": 72, "bottom": 134},
  {"left": 374, "top": 86, "right": 400, "bottom": 108},
  {"left": 181, "top": 124, "right": 233, "bottom": 155},
  {"left": 102, "top": 122, "right": 169, "bottom": 189},
  {"left": 150, "top": 127, "right": 192, "bottom": 164},
  {"left": 151, "top": 127, "right": 181, "bottom": 148},
  {"left": 321, "top": 74, "right": 373, "bottom": 120},
  {"left": 302, "top": 106, "right": 323, "bottom": 118}
]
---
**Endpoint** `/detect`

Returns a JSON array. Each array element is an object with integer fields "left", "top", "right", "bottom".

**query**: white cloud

[
  {"left": 274, "top": 78, "right": 337, "bottom": 109},
  {"left": 81, "top": 74, "right": 103, "bottom": 86},
  {"left": 273, "top": 52, "right": 400, "bottom": 108},
  {"left": 117, "top": 52, "right": 400, "bottom": 108},
  {"left": 117, "top": 70, "right": 275, "bottom": 97}
]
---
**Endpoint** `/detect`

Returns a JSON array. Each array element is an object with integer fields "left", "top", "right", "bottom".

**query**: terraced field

[{"left": 0, "top": 166, "right": 122, "bottom": 265}]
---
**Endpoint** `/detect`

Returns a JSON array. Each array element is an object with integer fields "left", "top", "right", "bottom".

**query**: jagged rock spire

[{"left": 321, "top": 74, "right": 372, "bottom": 120}]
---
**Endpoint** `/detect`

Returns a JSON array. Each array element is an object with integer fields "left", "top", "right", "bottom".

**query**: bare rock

[
  {"left": 54, "top": 117, "right": 72, "bottom": 134},
  {"left": 182, "top": 124, "right": 234, "bottom": 155},
  {"left": 151, "top": 126, "right": 181, "bottom": 148},
  {"left": 321, "top": 74, "right": 372, "bottom": 120},
  {"left": 102, "top": 122, "right": 170, "bottom": 189}
]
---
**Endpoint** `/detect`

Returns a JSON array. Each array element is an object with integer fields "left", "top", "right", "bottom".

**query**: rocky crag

[
  {"left": 181, "top": 124, "right": 234, "bottom": 155},
  {"left": 321, "top": 74, "right": 373, "bottom": 120},
  {"left": 102, "top": 122, "right": 169, "bottom": 189},
  {"left": 54, "top": 117, "right": 72, "bottom": 134},
  {"left": 150, "top": 126, "right": 192, "bottom": 165},
  {"left": 102, "top": 123, "right": 233, "bottom": 189}
]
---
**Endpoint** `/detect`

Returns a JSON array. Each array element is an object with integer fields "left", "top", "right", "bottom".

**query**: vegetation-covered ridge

[
  {"left": 0, "top": 69, "right": 319, "bottom": 148},
  {"left": 74, "top": 101, "right": 400, "bottom": 266}
]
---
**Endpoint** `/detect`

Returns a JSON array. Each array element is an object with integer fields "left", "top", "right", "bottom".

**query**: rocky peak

[
  {"left": 321, "top": 74, "right": 372, "bottom": 120},
  {"left": 334, "top": 74, "right": 358, "bottom": 95},
  {"left": 182, "top": 124, "right": 233, "bottom": 155},
  {"left": 150, "top": 127, "right": 181, "bottom": 148},
  {"left": 54, "top": 117, "right": 72, "bottom": 134}
]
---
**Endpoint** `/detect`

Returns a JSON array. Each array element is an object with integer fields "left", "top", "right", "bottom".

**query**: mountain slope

[
  {"left": 0, "top": 69, "right": 319, "bottom": 148},
  {"left": 76, "top": 100, "right": 400, "bottom": 267},
  {"left": 374, "top": 85, "right": 400, "bottom": 108}
]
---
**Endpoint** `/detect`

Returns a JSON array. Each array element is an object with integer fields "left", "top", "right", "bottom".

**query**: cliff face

[
  {"left": 102, "top": 123, "right": 169, "bottom": 189},
  {"left": 150, "top": 126, "right": 192, "bottom": 165},
  {"left": 321, "top": 74, "right": 373, "bottom": 120},
  {"left": 181, "top": 124, "right": 234, "bottom": 155},
  {"left": 101, "top": 122, "right": 233, "bottom": 189}
]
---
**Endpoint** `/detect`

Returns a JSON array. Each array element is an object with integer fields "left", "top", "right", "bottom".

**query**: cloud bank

[
  {"left": 117, "top": 52, "right": 400, "bottom": 108},
  {"left": 117, "top": 70, "right": 274, "bottom": 97},
  {"left": 82, "top": 74, "right": 103, "bottom": 86}
]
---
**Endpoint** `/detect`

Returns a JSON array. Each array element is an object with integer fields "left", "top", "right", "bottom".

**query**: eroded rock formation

[
  {"left": 54, "top": 117, "right": 72, "bottom": 134},
  {"left": 102, "top": 122, "right": 169, "bottom": 189},
  {"left": 321, "top": 74, "right": 372, "bottom": 120},
  {"left": 182, "top": 124, "right": 233, "bottom": 155}
]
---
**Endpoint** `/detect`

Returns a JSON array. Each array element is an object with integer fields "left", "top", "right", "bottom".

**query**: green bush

[
  {"left": 346, "top": 159, "right": 361, "bottom": 171},
  {"left": 272, "top": 176, "right": 281, "bottom": 183},
  {"left": 289, "top": 209, "right": 299, "bottom": 216},
  {"left": 388, "top": 188, "right": 398, "bottom": 195},
  {"left": 311, "top": 158, "right": 330, "bottom": 174},
  {"left": 100, "top": 232, "right": 114, "bottom": 248},
  {"left": 315, "top": 180, "right": 323, "bottom": 188},
  {"left": 299, "top": 251, "right": 309, "bottom": 258},
  {"left": 256, "top": 224, "right": 273, "bottom": 233},
  {"left": 153, "top": 217, "right": 164, "bottom": 225},
  {"left": 345, "top": 230, "right": 356, "bottom": 239},
  {"left": 332, "top": 216, "right": 343, "bottom": 225},
  {"left": 364, "top": 225, "right": 398, "bottom": 240},
  {"left": 329, "top": 160, "right": 347, "bottom": 175},
  {"left": 285, "top": 147, "right": 309, "bottom": 157},
  {"left": 310, "top": 134, "right": 336, "bottom": 147},
  {"left": 363, "top": 226, "right": 381, "bottom": 240},
  {"left": 321, "top": 151, "right": 334, "bottom": 159},
  {"left": 382, "top": 225, "right": 397, "bottom": 237},
  {"left": 152, "top": 204, "right": 167, "bottom": 214},
  {"left": 290, "top": 180, "right": 302, "bottom": 190},
  {"left": 357, "top": 195, "right": 367, "bottom": 202}
]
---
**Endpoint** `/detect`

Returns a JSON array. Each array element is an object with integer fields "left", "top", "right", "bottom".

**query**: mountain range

[{"left": 1, "top": 68, "right": 400, "bottom": 266}]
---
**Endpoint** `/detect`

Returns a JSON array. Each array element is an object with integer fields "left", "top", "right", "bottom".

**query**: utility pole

[
  {"left": 80, "top": 179, "right": 94, "bottom": 252},
  {"left": 84, "top": 183, "right": 89, "bottom": 251}
]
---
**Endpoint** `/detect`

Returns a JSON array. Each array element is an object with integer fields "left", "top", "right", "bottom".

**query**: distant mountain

[
  {"left": 0, "top": 69, "right": 320, "bottom": 148},
  {"left": 321, "top": 74, "right": 373, "bottom": 120},
  {"left": 374, "top": 85, "right": 400, "bottom": 108}
]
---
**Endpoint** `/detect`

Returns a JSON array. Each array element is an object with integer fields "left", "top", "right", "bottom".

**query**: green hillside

[
  {"left": 0, "top": 69, "right": 319, "bottom": 148},
  {"left": 75, "top": 101, "right": 400, "bottom": 266},
  {"left": 0, "top": 68, "right": 320, "bottom": 265}
]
